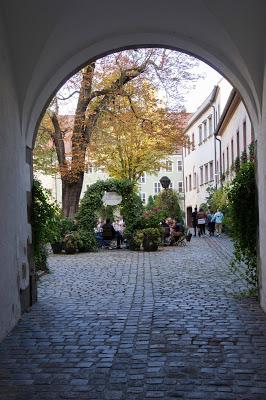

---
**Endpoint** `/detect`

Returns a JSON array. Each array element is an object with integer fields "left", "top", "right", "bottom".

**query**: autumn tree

[
  {"left": 35, "top": 48, "right": 200, "bottom": 218},
  {"left": 89, "top": 81, "right": 188, "bottom": 180}
]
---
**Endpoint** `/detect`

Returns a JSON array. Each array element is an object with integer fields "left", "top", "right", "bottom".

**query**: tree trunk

[{"left": 62, "top": 173, "right": 84, "bottom": 218}]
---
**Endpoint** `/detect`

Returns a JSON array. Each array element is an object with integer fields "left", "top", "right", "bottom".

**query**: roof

[
  {"left": 184, "top": 86, "right": 219, "bottom": 132},
  {"left": 214, "top": 89, "right": 241, "bottom": 136}
]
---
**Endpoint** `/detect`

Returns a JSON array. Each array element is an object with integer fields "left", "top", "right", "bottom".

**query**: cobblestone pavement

[{"left": 1, "top": 236, "right": 266, "bottom": 400}]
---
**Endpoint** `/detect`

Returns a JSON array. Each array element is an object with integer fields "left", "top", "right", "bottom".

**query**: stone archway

[{"left": 1, "top": 1, "right": 266, "bottom": 340}]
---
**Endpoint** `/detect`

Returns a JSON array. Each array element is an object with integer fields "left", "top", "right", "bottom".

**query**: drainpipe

[
  {"left": 215, "top": 135, "right": 222, "bottom": 188},
  {"left": 181, "top": 148, "right": 186, "bottom": 222},
  {"left": 212, "top": 105, "right": 217, "bottom": 189}
]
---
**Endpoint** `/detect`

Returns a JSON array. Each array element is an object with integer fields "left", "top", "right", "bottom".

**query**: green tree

[
  {"left": 35, "top": 48, "right": 201, "bottom": 217},
  {"left": 154, "top": 188, "right": 183, "bottom": 220}
]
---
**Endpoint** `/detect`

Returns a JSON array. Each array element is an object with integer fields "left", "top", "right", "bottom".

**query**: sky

[
  {"left": 183, "top": 61, "right": 222, "bottom": 112},
  {"left": 58, "top": 55, "right": 223, "bottom": 115}
]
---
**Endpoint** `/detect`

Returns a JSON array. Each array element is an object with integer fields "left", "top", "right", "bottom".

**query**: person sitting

[
  {"left": 161, "top": 219, "right": 171, "bottom": 245},
  {"left": 102, "top": 218, "right": 116, "bottom": 249},
  {"left": 170, "top": 219, "right": 184, "bottom": 244}
]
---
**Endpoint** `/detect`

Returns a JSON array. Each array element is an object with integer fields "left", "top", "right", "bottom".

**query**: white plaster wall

[
  {"left": 0, "top": 18, "right": 30, "bottom": 340},
  {"left": 220, "top": 102, "right": 253, "bottom": 183},
  {"left": 184, "top": 79, "right": 232, "bottom": 211},
  {"left": 0, "top": 0, "right": 266, "bottom": 338},
  {"left": 258, "top": 64, "right": 266, "bottom": 312}
]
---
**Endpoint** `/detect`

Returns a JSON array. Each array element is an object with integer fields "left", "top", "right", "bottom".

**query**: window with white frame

[
  {"left": 165, "top": 161, "right": 173, "bottom": 172},
  {"left": 205, "top": 164, "right": 208, "bottom": 183},
  {"left": 193, "top": 172, "right": 197, "bottom": 189},
  {"left": 185, "top": 177, "right": 188, "bottom": 192},
  {"left": 140, "top": 192, "right": 146, "bottom": 204},
  {"left": 88, "top": 163, "right": 93, "bottom": 173},
  {"left": 189, "top": 174, "right": 192, "bottom": 191},
  {"left": 203, "top": 120, "right": 207, "bottom": 141},
  {"left": 208, "top": 115, "right": 213, "bottom": 136},
  {"left": 138, "top": 174, "right": 146, "bottom": 183},
  {"left": 154, "top": 182, "right": 161, "bottom": 195},
  {"left": 200, "top": 166, "right": 203, "bottom": 185},
  {"left": 178, "top": 181, "right": 183, "bottom": 193},
  {"left": 198, "top": 125, "right": 202, "bottom": 145},
  {"left": 177, "top": 160, "right": 183, "bottom": 172},
  {"left": 169, "top": 182, "right": 173, "bottom": 189},
  {"left": 209, "top": 161, "right": 214, "bottom": 181}
]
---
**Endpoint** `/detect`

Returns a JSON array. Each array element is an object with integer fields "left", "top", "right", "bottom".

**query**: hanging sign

[{"left": 102, "top": 191, "right": 122, "bottom": 206}]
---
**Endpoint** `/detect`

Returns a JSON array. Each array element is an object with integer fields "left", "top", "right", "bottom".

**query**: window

[
  {"left": 204, "top": 164, "right": 208, "bottom": 183},
  {"left": 209, "top": 161, "right": 214, "bottom": 181},
  {"left": 200, "top": 166, "right": 203, "bottom": 185},
  {"left": 236, "top": 130, "right": 240, "bottom": 158},
  {"left": 185, "top": 177, "right": 188, "bottom": 192},
  {"left": 169, "top": 182, "right": 173, "bottom": 189},
  {"left": 231, "top": 139, "right": 234, "bottom": 166},
  {"left": 154, "top": 182, "right": 161, "bottom": 195},
  {"left": 251, "top": 125, "right": 254, "bottom": 143},
  {"left": 177, "top": 160, "right": 183, "bottom": 172},
  {"left": 88, "top": 163, "right": 93, "bottom": 173},
  {"left": 203, "top": 120, "right": 207, "bottom": 141},
  {"left": 222, "top": 152, "right": 225, "bottom": 173},
  {"left": 165, "top": 160, "right": 173, "bottom": 172},
  {"left": 189, "top": 174, "right": 192, "bottom": 191},
  {"left": 193, "top": 172, "right": 197, "bottom": 189},
  {"left": 226, "top": 146, "right": 229, "bottom": 171},
  {"left": 198, "top": 125, "right": 202, "bottom": 144},
  {"left": 140, "top": 192, "right": 146, "bottom": 204},
  {"left": 192, "top": 133, "right": 195, "bottom": 150},
  {"left": 243, "top": 121, "right": 247, "bottom": 152},
  {"left": 208, "top": 115, "right": 213, "bottom": 136},
  {"left": 178, "top": 181, "right": 183, "bottom": 193},
  {"left": 138, "top": 174, "right": 146, "bottom": 183}
]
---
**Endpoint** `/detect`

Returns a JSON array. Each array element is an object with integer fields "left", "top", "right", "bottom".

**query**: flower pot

[
  {"left": 51, "top": 242, "right": 63, "bottom": 254},
  {"left": 143, "top": 236, "right": 158, "bottom": 251},
  {"left": 186, "top": 233, "right": 192, "bottom": 242},
  {"left": 64, "top": 246, "right": 76, "bottom": 254}
]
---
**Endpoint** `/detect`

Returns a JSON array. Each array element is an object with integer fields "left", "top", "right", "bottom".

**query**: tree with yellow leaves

[
  {"left": 34, "top": 48, "right": 200, "bottom": 217},
  {"left": 89, "top": 81, "right": 188, "bottom": 180}
]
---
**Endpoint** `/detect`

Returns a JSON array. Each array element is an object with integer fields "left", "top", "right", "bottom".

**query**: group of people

[
  {"left": 191, "top": 207, "right": 224, "bottom": 237},
  {"left": 161, "top": 217, "right": 185, "bottom": 245},
  {"left": 95, "top": 217, "right": 125, "bottom": 249}
]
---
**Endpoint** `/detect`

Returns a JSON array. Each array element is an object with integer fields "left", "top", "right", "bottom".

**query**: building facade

[
  {"left": 183, "top": 79, "right": 253, "bottom": 226},
  {"left": 38, "top": 152, "right": 184, "bottom": 208}
]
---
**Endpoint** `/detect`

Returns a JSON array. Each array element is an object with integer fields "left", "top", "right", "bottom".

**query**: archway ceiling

[{"left": 1, "top": 0, "right": 265, "bottom": 141}]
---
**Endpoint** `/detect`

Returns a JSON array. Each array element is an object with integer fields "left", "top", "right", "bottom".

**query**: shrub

[
  {"left": 32, "top": 179, "right": 60, "bottom": 271},
  {"left": 154, "top": 188, "right": 183, "bottom": 220},
  {"left": 227, "top": 161, "right": 258, "bottom": 288}
]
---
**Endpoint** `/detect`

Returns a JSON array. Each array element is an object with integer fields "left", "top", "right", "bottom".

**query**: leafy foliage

[
  {"left": 35, "top": 48, "right": 201, "bottom": 216},
  {"left": 77, "top": 179, "right": 143, "bottom": 250},
  {"left": 227, "top": 161, "right": 258, "bottom": 288},
  {"left": 154, "top": 188, "right": 183, "bottom": 220},
  {"left": 32, "top": 179, "right": 60, "bottom": 271}
]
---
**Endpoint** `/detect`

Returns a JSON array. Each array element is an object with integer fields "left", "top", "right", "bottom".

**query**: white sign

[{"left": 102, "top": 191, "right": 122, "bottom": 206}]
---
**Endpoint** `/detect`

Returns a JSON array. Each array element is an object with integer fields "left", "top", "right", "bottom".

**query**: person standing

[
  {"left": 206, "top": 208, "right": 215, "bottom": 236},
  {"left": 191, "top": 207, "right": 198, "bottom": 237},
  {"left": 197, "top": 208, "right": 207, "bottom": 237},
  {"left": 212, "top": 208, "right": 224, "bottom": 236}
]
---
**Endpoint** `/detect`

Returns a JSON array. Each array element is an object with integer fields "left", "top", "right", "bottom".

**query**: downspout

[
  {"left": 212, "top": 105, "right": 217, "bottom": 189},
  {"left": 181, "top": 148, "right": 186, "bottom": 221}
]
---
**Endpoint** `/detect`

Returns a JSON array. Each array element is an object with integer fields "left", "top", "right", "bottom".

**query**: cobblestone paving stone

[{"left": 1, "top": 236, "right": 266, "bottom": 400}]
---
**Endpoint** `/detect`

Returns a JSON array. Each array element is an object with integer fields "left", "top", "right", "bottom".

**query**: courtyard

[{"left": 1, "top": 237, "right": 266, "bottom": 400}]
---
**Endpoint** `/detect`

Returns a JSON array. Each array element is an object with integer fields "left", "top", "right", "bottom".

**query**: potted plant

[
  {"left": 133, "top": 227, "right": 162, "bottom": 251},
  {"left": 63, "top": 232, "right": 78, "bottom": 254},
  {"left": 142, "top": 227, "right": 162, "bottom": 251},
  {"left": 77, "top": 229, "right": 97, "bottom": 252}
]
